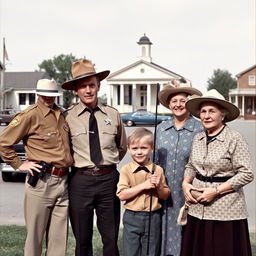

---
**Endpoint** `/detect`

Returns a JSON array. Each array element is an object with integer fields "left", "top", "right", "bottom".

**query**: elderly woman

[
  {"left": 156, "top": 80, "right": 203, "bottom": 256},
  {"left": 181, "top": 89, "right": 253, "bottom": 256}
]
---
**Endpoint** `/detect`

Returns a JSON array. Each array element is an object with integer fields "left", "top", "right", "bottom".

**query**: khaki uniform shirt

[
  {"left": 117, "top": 161, "right": 169, "bottom": 212},
  {"left": 0, "top": 101, "right": 73, "bottom": 169},
  {"left": 185, "top": 125, "right": 254, "bottom": 221},
  {"left": 65, "top": 101, "right": 127, "bottom": 168}
]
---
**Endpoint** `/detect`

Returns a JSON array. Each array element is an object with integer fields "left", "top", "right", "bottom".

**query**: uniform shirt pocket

[
  {"left": 101, "top": 127, "right": 117, "bottom": 150},
  {"left": 70, "top": 128, "right": 87, "bottom": 148},
  {"left": 39, "top": 130, "right": 61, "bottom": 149}
]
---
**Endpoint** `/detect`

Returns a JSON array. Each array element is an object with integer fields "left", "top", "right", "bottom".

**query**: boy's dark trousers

[{"left": 123, "top": 209, "right": 161, "bottom": 256}]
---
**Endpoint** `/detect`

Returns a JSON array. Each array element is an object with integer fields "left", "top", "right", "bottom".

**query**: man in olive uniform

[
  {"left": 62, "top": 59, "right": 127, "bottom": 256},
  {"left": 0, "top": 79, "right": 73, "bottom": 256}
]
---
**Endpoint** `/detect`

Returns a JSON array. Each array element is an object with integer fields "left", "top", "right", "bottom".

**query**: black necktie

[
  {"left": 134, "top": 166, "right": 150, "bottom": 173},
  {"left": 87, "top": 108, "right": 102, "bottom": 164}
]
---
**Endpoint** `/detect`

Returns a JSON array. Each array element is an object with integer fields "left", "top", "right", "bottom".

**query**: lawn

[{"left": 0, "top": 225, "right": 255, "bottom": 255}]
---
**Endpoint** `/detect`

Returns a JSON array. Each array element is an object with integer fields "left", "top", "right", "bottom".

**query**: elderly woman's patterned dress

[{"left": 156, "top": 115, "right": 203, "bottom": 256}]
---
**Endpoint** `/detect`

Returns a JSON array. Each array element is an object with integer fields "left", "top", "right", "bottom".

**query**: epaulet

[
  {"left": 103, "top": 104, "right": 119, "bottom": 112},
  {"left": 64, "top": 103, "right": 79, "bottom": 113},
  {"left": 13, "top": 104, "right": 37, "bottom": 117}
]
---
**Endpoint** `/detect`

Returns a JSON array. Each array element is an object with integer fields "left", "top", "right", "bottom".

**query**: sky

[{"left": 0, "top": 0, "right": 255, "bottom": 96}]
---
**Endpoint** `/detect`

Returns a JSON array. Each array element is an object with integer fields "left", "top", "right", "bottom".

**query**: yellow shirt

[
  {"left": 117, "top": 161, "right": 169, "bottom": 212},
  {"left": 0, "top": 101, "right": 73, "bottom": 169},
  {"left": 65, "top": 101, "right": 127, "bottom": 168}
]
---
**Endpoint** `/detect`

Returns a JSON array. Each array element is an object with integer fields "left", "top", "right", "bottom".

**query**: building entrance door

[{"left": 140, "top": 85, "right": 147, "bottom": 109}]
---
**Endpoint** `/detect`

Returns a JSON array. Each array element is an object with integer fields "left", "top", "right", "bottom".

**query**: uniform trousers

[
  {"left": 123, "top": 209, "right": 161, "bottom": 256},
  {"left": 24, "top": 173, "right": 69, "bottom": 256},
  {"left": 69, "top": 169, "right": 120, "bottom": 256}
]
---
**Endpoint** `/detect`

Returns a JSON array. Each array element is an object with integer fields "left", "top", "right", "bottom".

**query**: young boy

[{"left": 117, "top": 128, "right": 170, "bottom": 256}]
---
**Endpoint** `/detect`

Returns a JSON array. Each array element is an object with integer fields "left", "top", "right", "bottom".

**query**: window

[
  {"left": 29, "top": 93, "right": 35, "bottom": 105},
  {"left": 19, "top": 93, "right": 26, "bottom": 105},
  {"left": 248, "top": 75, "right": 256, "bottom": 86}
]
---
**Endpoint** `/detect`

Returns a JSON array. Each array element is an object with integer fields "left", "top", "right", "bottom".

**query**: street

[{"left": 0, "top": 123, "right": 255, "bottom": 231}]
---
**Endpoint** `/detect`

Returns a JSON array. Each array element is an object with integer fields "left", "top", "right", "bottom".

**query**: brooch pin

[{"left": 104, "top": 118, "right": 112, "bottom": 125}]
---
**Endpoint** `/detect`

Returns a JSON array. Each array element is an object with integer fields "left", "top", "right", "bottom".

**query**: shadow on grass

[{"left": 0, "top": 225, "right": 255, "bottom": 255}]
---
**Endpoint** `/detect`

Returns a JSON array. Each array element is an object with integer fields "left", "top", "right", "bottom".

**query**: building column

[
  {"left": 242, "top": 95, "right": 245, "bottom": 116},
  {"left": 147, "top": 83, "right": 151, "bottom": 112},
  {"left": 120, "top": 84, "right": 124, "bottom": 112},
  {"left": 132, "top": 84, "right": 136, "bottom": 111},
  {"left": 158, "top": 83, "right": 164, "bottom": 113},
  {"left": 107, "top": 84, "right": 112, "bottom": 106}
]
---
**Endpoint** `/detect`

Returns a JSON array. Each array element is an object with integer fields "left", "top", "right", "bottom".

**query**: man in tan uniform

[
  {"left": 62, "top": 59, "right": 127, "bottom": 256},
  {"left": 0, "top": 79, "right": 73, "bottom": 256}
]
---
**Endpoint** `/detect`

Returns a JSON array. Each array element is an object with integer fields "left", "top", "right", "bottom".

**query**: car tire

[
  {"left": 1, "top": 172, "right": 13, "bottom": 182},
  {"left": 126, "top": 120, "right": 134, "bottom": 127}
]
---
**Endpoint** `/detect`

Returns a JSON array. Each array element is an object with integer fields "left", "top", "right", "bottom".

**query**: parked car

[
  {"left": 0, "top": 142, "right": 26, "bottom": 182},
  {"left": 121, "top": 110, "right": 170, "bottom": 126},
  {"left": 0, "top": 109, "right": 17, "bottom": 125}
]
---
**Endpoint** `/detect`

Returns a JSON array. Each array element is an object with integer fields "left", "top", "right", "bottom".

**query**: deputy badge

[
  {"left": 104, "top": 118, "right": 112, "bottom": 125},
  {"left": 9, "top": 116, "right": 21, "bottom": 127}
]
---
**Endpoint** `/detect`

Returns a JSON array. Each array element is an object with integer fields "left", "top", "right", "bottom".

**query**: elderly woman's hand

[
  {"left": 196, "top": 187, "right": 219, "bottom": 203},
  {"left": 182, "top": 181, "right": 198, "bottom": 204}
]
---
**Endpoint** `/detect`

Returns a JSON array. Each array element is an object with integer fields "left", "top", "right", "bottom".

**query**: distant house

[
  {"left": 229, "top": 64, "right": 256, "bottom": 120},
  {"left": 0, "top": 71, "right": 64, "bottom": 111},
  {"left": 106, "top": 35, "right": 192, "bottom": 114}
]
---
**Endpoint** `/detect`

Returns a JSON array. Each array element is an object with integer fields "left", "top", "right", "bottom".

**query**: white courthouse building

[{"left": 107, "top": 35, "right": 191, "bottom": 114}]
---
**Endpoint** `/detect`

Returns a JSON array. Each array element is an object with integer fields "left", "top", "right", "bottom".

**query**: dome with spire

[{"left": 138, "top": 34, "right": 152, "bottom": 45}]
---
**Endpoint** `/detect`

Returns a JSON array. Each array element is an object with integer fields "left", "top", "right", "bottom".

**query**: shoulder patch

[{"left": 9, "top": 115, "right": 21, "bottom": 127}]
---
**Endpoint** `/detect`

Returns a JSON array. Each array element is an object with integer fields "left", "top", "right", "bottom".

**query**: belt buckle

[{"left": 92, "top": 166, "right": 100, "bottom": 176}]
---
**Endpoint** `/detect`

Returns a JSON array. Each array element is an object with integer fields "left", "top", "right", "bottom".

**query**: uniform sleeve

[
  {"left": 116, "top": 166, "right": 130, "bottom": 195},
  {"left": 0, "top": 112, "right": 31, "bottom": 169},
  {"left": 226, "top": 133, "right": 254, "bottom": 190},
  {"left": 115, "top": 112, "right": 127, "bottom": 161}
]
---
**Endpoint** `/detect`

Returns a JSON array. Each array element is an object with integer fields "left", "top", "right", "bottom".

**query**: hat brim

[
  {"left": 158, "top": 87, "right": 202, "bottom": 109},
  {"left": 61, "top": 70, "right": 110, "bottom": 90},
  {"left": 185, "top": 96, "right": 240, "bottom": 122},
  {"left": 36, "top": 91, "right": 61, "bottom": 97}
]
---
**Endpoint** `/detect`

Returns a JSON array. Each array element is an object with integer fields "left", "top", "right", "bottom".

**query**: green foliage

[
  {"left": 38, "top": 54, "right": 78, "bottom": 108},
  {"left": 207, "top": 69, "right": 237, "bottom": 100},
  {"left": 98, "top": 93, "right": 108, "bottom": 105}
]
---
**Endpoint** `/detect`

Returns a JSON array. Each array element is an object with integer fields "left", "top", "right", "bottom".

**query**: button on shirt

[
  {"left": 117, "top": 161, "right": 169, "bottom": 212},
  {"left": 185, "top": 125, "right": 254, "bottom": 221},
  {"left": 65, "top": 101, "right": 127, "bottom": 168},
  {"left": 0, "top": 101, "right": 73, "bottom": 169}
]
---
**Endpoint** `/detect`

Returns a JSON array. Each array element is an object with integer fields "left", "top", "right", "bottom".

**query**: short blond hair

[{"left": 127, "top": 128, "right": 153, "bottom": 147}]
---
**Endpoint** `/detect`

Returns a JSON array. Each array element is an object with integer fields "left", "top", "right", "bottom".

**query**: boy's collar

[{"left": 131, "top": 160, "right": 154, "bottom": 173}]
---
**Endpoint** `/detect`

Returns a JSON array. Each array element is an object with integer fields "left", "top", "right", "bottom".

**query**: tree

[
  {"left": 207, "top": 69, "right": 237, "bottom": 100},
  {"left": 38, "top": 54, "right": 77, "bottom": 108}
]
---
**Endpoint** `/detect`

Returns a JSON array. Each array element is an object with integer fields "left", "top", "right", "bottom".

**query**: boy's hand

[
  {"left": 149, "top": 174, "right": 160, "bottom": 188},
  {"left": 143, "top": 176, "right": 156, "bottom": 190}
]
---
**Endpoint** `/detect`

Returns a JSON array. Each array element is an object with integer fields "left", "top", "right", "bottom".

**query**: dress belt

[
  {"left": 46, "top": 167, "right": 69, "bottom": 177},
  {"left": 196, "top": 173, "right": 233, "bottom": 183},
  {"left": 74, "top": 164, "right": 116, "bottom": 176}
]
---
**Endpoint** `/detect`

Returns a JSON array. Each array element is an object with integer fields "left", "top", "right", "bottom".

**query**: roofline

[
  {"left": 107, "top": 60, "right": 186, "bottom": 80},
  {"left": 236, "top": 64, "right": 256, "bottom": 77}
]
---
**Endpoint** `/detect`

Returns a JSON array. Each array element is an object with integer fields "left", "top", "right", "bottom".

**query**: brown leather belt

[
  {"left": 46, "top": 167, "right": 69, "bottom": 177},
  {"left": 74, "top": 165, "right": 116, "bottom": 176}
]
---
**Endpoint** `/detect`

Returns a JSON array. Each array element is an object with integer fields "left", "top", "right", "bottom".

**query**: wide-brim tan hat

[
  {"left": 62, "top": 59, "right": 110, "bottom": 90},
  {"left": 186, "top": 89, "right": 240, "bottom": 122},
  {"left": 36, "top": 79, "right": 61, "bottom": 97},
  {"left": 158, "top": 83, "right": 202, "bottom": 109}
]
